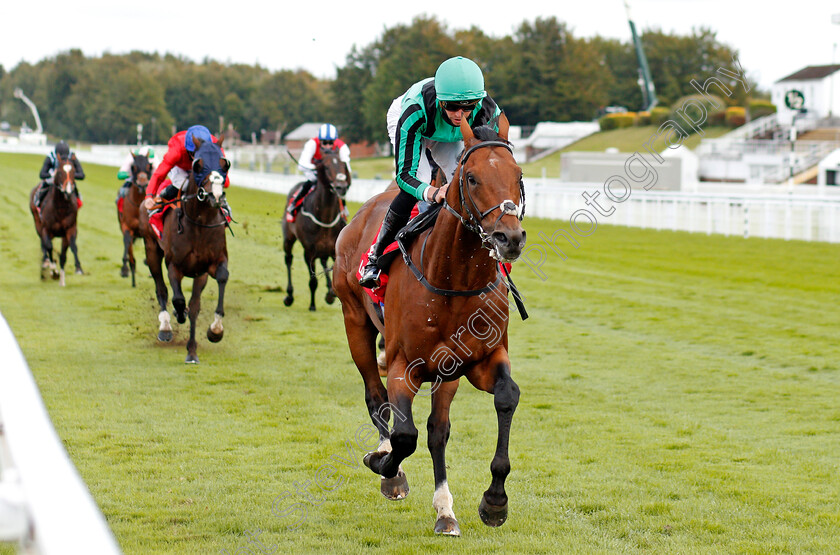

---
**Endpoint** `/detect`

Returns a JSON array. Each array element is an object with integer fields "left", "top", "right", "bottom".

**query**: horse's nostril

[{"left": 492, "top": 231, "right": 509, "bottom": 246}]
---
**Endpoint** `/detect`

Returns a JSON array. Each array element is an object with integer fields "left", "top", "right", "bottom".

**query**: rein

[{"left": 301, "top": 162, "right": 348, "bottom": 228}]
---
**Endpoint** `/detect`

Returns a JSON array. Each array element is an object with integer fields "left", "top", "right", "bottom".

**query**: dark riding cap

[
  {"left": 55, "top": 141, "right": 70, "bottom": 157},
  {"left": 185, "top": 125, "right": 212, "bottom": 153}
]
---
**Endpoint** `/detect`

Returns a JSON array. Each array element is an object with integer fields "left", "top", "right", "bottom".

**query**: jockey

[
  {"left": 116, "top": 145, "right": 156, "bottom": 201},
  {"left": 286, "top": 123, "right": 351, "bottom": 218},
  {"left": 358, "top": 56, "right": 502, "bottom": 288},
  {"left": 35, "top": 141, "right": 85, "bottom": 208},
  {"left": 143, "top": 125, "right": 232, "bottom": 219}
]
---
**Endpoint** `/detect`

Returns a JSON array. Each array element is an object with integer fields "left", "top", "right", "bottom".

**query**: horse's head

[
  {"left": 450, "top": 113, "right": 526, "bottom": 262},
  {"left": 190, "top": 137, "right": 231, "bottom": 208},
  {"left": 53, "top": 154, "right": 76, "bottom": 197},
  {"left": 316, "top": 148, "right": 351, "bottom": 198},
  {"left": 130, "top": 152, "right": 153, "bottom": 192}
]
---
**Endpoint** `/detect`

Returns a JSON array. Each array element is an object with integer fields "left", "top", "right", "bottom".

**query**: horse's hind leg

[
  {"left": 428, "top": 380, "right": 461, "bottom": 535},
  {"left": 185, "top": 274, "right": 208, "bottom": 364},
  {"left": 69, "top": 230, "right": 83, "bottom": 275},
  {"left": 207, "top": 261, "right": 228, "bottom": 343},
  {"left": 322, "top": 258, "right": 336, "bottom": 305},
  {"left": 145, "top": 240, "right": 171, "bottom": 341},
  {"left": 283, "top": 236, "right": 295, "bottom": 307},
  {"left": 39, "top": 232, "right": 54, "bottom": 280}
]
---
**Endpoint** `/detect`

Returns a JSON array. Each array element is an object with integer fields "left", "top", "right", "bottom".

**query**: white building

[{"left": 771, "top": 64, "right": 840, "bottom": 126}]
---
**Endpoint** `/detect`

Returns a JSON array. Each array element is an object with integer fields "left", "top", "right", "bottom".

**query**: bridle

[
  {"left": 441, "top": 140, "right": 526, "bottom": 261},
  {"left": 179, "top": 171, "right": 228, "bottom": 229}
]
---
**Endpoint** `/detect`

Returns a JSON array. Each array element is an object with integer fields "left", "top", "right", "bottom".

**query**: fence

[{"left": 0, "top": 313, "right": 122, "bottom": 554}]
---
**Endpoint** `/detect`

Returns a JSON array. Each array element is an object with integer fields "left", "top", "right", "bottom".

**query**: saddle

[
  {"left": 356, "top": 202, "right": 441, "bottom": 305},
  {"left": 285, "top": 185, "right": 316, "bottom": 222}
]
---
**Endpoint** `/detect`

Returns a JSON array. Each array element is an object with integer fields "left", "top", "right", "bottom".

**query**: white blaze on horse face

[{"left": 209, "top": 172, "right": 224, "bottom": 202}]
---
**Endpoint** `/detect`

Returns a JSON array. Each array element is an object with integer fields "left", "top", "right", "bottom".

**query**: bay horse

[
  {"left": 139, "top": 137, "right": 231, "bottom": 363},
  {"left": 333, "top": 114, "right": 526, "bottom": 536},
  {"left": 29, "top": 154, "right": 83, "bottom": 286},
  {"left": 281, "top": 148, "right": 350, "bottom": 311},
  {"left": 117, "top": 152, "right": 153, "bottom": 287}
]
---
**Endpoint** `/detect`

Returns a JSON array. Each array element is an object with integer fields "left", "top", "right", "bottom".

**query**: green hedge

[
  {"left": 749, "top": 99, "right": 777, "bottom": 119},
  {"left": 725, "top": 106, "right": 746, "bottom": 127},
  {"left": 598, "top": 112, "right": 637, "bottom": 131},
  {"left": 670, "top": 94, "right": 727, "bottom": 129}
]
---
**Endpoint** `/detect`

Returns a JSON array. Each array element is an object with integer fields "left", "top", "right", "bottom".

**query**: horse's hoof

[
  {"left": 380, "top": 469, "right": 409, "bottom": 500},
  {"left": 158, "top": 330, "right": 173, "bottom": 342},
  {"left": 120, "top": 266, "right": 129, "bottom": 277},
  {"left": 51, "top": 270, "right": 60, "bottom": 280},
  {"left": 283, "top": 296, "right": 293, "bottom": 307},
  {"left": 325, "top": 294, "right": 336, "bottom": 305},
  {"left": 75, "top": 268, "right": 84, "bottom": 275},
  {"left": 478, "top": 497, "right": 508, "bottom": 527},
  {"left": 185, "top": 354, "right": 199, "bottom": 364},
  {"left": 308, "top": 305, "right": 316, "bottom": 312},
  {"left": 434, "top": 516, "right": 461, "bottom": 536},
  {"left": 175, "top": 312, "right": 186, "bottom": 324},
  {"left": 207, "top": 328, "right": 224, "bottom": 343}
]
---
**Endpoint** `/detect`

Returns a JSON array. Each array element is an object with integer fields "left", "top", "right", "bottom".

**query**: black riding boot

[
  {"left": 35, "top": 184, "right": 50, "bottom": 207},
  {"left": 358, "top": 208, "right": 410, "bottom": 289}
]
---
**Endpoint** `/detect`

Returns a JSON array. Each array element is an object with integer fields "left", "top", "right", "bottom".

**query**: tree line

[{"left": 0, "top": 16, "right": 756, "bottom": 147}]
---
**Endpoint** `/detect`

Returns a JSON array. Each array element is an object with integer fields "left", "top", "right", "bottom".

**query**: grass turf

[{"left": 0, "top": 152, "right": 838, "bottom": 554}]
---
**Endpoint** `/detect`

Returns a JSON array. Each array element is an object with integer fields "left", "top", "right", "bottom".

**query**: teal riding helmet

[{"left": 434, "top": 56, "right": 487, "bottom": 101}]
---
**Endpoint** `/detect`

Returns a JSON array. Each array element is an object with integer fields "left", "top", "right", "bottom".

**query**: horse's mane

[{"left": 472, "top": 125, "right": 501, "bottom": 142}]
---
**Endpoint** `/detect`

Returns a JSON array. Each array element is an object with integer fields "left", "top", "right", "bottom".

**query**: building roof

[
  {"left": 777, "top": 65, "right": 840, "bottom": 83},
  {"left": 285, "top": 122, "right": 327, "bottom": 141}
]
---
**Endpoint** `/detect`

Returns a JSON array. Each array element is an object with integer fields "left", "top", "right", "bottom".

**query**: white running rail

[{"left": 0, "top": 313, "right": 122, "bottom": 554}]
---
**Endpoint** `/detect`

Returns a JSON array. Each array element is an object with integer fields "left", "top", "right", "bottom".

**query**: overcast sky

[{"left": 2, "top": 1, "right": 839, "bottom": 92}]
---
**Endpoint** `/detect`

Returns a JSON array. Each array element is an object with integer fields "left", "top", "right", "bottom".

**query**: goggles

[{"left": 441, "top": 99, "right": 479, "bottom": 113}]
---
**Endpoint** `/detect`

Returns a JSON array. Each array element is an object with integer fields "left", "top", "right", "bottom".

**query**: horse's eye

[{"left": 467, "top": 173, "right": 477, "bottom": 186}]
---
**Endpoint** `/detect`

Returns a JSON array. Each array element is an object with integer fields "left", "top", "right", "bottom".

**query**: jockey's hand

[
  {"left": 432, "top": 184, "right": 449, "bottom": 203},
  {"left": 144, "top": 197, "right": 156, "bottom": 210}
]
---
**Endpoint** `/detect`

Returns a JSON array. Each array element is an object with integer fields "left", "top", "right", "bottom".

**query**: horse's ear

[
  {"left": 217, "top": 135, "right": 224, "bottom": 149},
  {"left": 192, "top": 137, "right": 204, "bottom": 150},
  {"left": 460, "top": 117, "right": 476, "bottom": 146},
  {"left": 221, "top": 158, "right": 231, "bottom": 173},
  {"left": 192, "top": 157, "right": 204, "bottom": 174},
  {"left": 498, "top": 112, "right": 510, "bottom": 142}
]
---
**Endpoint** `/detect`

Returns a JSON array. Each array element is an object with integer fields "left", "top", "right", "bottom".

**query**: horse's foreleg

[
  {"left": 39, "top": 231, "right": 54, "bottom": 280},
  {"left": 168, "top": 264, "right": 187, "bottom": 324},
  {"left": 207, "top": 261, "right": 228, "bottom": 343},
  {"left": 283, "top": 237, "right": 295, "bottom": 307},
  {"left": 128, "top": 234, "right": 136, "bottom": 288},
  {"left": 306, "top": 252, "right": 318, "bottom": 311},
  {"left": 470, "top": 352, "right": 520, "bottom": 528},
  {"left": 322, "top": 258, "right": 336, "bottom": 305},
  {"left": 428, "top": 380, "right": 461, "bottom": 535},
  {"left": 121, "top": 229, "right": 132, "bottom": 279},
  {"left": 58, "top": 235, "right": 69, "bottom": 287},
  {"left": 185, "top": 274, "right": 208, "bottom": 364},
  {"left": 69, "top": 230, "right": 83, "bottom": 275}
]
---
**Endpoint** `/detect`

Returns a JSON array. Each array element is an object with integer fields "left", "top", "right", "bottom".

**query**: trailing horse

[
  {"left": 138, "top": 137, "right": 231, "bottom": 363},
  {"left": 333, "top": 114, "right": 527, "bottom": 535},
  {"left": 281, "top": 148, "right": 350, "bottom": 311},
  {"left": 29, "top": 154, "right": 83, "bottom": 286},
  {"left": 117, "top": 152, "right": 153, "bottom": 287}
]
